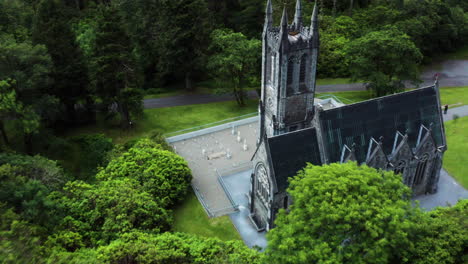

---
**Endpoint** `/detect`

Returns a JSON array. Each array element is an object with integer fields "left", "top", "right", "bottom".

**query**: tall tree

[
  {"left": 0, "top": 80, "right": 40, "bottom": 152},
  {"left": 346, "top": 27, "right": 422, "bottom": 96},
  {"left": 208, "top": 29, "right": 261, "bottom": 106},
  {"left": 92, "top": 4, "right": 142, "bottom": 128},
  {"left": 265, "top": 162, "right": 420, "bottom": 263},
  {"left": 157, "top": 0, "right": 212, "bottom": 90},
  {"left": 33, "top": 0, "right": 91, "bottom": 124}
]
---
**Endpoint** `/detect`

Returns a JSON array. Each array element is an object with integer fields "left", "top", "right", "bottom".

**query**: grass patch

[
  {"left": 144, "top": 90, "right": 187, "bottom": 99},
  {"left": 439, "top": 86, "right": 468, "bottom": 108},
  {"left": 443, "top": 116, "right": 468, "bottom": 188},
  {"left": 65, "top": 99, "right": 257, "bottom": 144},
  {"left": 316, "top": 78, "right": 354, "bottom": 85},
  {"left": 172, "top": 191, "right": 241, "bottom": 241}
]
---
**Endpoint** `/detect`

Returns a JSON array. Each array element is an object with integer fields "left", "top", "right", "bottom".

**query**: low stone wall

[{"left": 166, "top": 116, "right": 258, "bottom": 143}]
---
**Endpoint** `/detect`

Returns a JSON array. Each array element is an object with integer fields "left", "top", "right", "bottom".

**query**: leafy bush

[
  {"left": 0, "top": 164, "right": 59, "bottom": 228},
  {"left": 97, "top": 138, "right": 191, "bottom": 207},
  {"left": 0, "top": 203, "right": 44, "bottom": 264},
  {"left": 50, "top": 178, "right": 172, "bottom": 247},
  {"left": 0, "top": 153, "right": 68, "bottom": 190},
  {"left": 47, "top": 231, "right": 261, "bottom": 264},
  {"left": 148, "top": 130, "right": 173, "bottom": 152}
]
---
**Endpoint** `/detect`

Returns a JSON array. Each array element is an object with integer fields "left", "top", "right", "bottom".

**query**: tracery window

[
  {"left": 413, "top": 154, "right": 429, "bottom": 185},
  {"left": 256, "top": 164, "right": 270, "bottom": 205}
]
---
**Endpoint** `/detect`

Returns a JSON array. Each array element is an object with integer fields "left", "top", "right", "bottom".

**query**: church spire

[
  {"left": 310, "top": 2, "right": 319, "bottom": 47},
  {"left": 265, "top": 0, "right": 273, "bottom": 28},
  {"left": 292, "top": 0, "right": 302, "bottom": 30},
  {"left": 281, "top": 5, "right": 288, "bottom": 28}
]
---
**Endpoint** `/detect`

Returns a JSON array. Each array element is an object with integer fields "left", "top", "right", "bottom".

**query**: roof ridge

[{"left": 323, "top": 85, "right": 436, "bottom": 112}]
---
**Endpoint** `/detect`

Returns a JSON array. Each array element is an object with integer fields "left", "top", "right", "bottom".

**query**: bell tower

[{"left": 259, "top": 0, "right": 319, "bottom": 137}]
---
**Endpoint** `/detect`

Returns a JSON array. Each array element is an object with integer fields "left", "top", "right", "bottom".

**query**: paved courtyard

[{"left": 171, "top": 121, "right": 258, "bottom": 214}]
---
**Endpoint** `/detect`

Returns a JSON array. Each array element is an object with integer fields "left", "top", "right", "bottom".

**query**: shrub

[
  {"left": 50, "top": 178, "right": 172, "bottom": 247},
  {"left": 97, "top": 138, "right": 191, "bottom": 207},
  {"left": 0, "top": 153, "right": 68, "bottom": 190}
]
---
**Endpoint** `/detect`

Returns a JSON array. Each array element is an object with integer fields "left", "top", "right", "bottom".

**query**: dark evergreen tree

[
  {"left": 33, "top": 0, "right": 91, "bottom": 125},
  {"left": 157, "top": 0, "right": 212, "bottom": 90},
  {"left": 92, "top": 4, "right": 142, "bottom": 128}
]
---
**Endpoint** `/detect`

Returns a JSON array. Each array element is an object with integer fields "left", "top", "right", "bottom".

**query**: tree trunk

[
  {"left": 85, "top": 96, "right": 96, "bottom": 124},
  {"left": 65, "top": 102, "right": 77, "bottom": 125},
  {"left": 0, "top": 121, "right": 9, "bottom": 146},
  {"left": 349, "top": 0, "right": 354, "bottom": 15},
  {"left": 24, "top": 133, "right": 33, "bottom": 155},
  {"left": 332, "top": 0, "right": 337, "bottom": 17},
  {"left": 185, "top": 72, "right": 193, "bottom": 91},
  {"left": 118, "top": 103, "right": 131, "bottom": 128},
  {"left": 233, "top": 87, "right": 242, "bottom": 106}
]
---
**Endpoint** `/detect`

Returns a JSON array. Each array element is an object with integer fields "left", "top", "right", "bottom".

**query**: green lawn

[
  {"left": 443, "top": 116, "right": 468, "bottom": 188},
  {"left": 66, "top": 99, "right": 257, "bottom": 144},
  {"left": 318, "top": 86, "right": 468, "bottom": 107},
  {"left": 172, "top": 191, "right": 241, "bottom": 241},
  {"left": 439, "top": 86, "right": 468, "bottom": 108}
]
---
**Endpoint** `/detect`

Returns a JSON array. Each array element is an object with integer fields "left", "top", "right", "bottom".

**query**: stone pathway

[
  {"left": 415, "top": 169, "right": 468, "bottom": 210},
  {"left": 443, "top": 105, "right": 468, "bottom": 121},
  {"left": 223, "top": 170, "right": 267, "bottom": 249}
]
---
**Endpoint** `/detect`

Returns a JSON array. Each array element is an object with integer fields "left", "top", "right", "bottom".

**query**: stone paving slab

[
  {"left": 415, "top": 169, "right": 468, "bottom": 210},
  {"left": 172, "top": 122, "right": 258, "bottom": 212}
]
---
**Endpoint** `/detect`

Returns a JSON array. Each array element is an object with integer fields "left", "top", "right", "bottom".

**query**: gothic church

[{"left": 249, "top": 0, "right": 447, "bottom": 231}]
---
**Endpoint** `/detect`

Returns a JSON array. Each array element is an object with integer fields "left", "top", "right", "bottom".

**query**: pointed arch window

[
  {"left": 256, "top": 164, "right": 270, "bottom": 205},
  {"left": 299, "top": 54, "right": 307, "bottom": 92},
  {"left": 287, "top": 58, "right": 294, "bottom": 96},
  {"left": 266, "top": 51, "right": 272, "bottom": 84},
  {"left": 413, "top": 154, "right": 429, "bottom": 185}
]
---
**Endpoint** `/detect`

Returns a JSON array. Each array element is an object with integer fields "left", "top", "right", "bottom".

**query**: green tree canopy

[
  {"left": 265, "top": 162, "right": 420, "bottom": 264},
  {"left": 0, "top": 152, "right": 68, "bottom": 191},
  {"left": 402, "top": 199, "right": 468, "bottom": 264},
  {"left": 51, "top": 178, "right": 172, "bottom": 247},
  {"left": 97, "top": 138, "right": 191, "bottom": 207},
  {"left": 47, "top": 231, "right": 261, "bottom": 264},
  {"left": 208, "top": 28, "right": 261, "bottom": 106},
  {"left": 33, "top": 0, "right": 91, "bottom": 124},
  {"left": 92, "top": 4, "right": 142, "bottom": 127},
  {"left": 346, "top": 27, "right": 423, "bottom": 96},
  {"left": 0, "top": 164, "right": 59, "bottom": 228}
]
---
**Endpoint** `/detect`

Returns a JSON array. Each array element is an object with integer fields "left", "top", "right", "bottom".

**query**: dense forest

[{"left": 0, "top": 0, "right": 467, "bottom": 263}]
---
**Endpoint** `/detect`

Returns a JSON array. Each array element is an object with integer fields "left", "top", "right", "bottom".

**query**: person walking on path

[{"left": 444, "top": 104, "right": 448, "bottom": 115}]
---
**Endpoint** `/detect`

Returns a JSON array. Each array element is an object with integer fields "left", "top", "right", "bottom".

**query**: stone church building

[{"left": 249, "top": 0, "right": 447, "bottom": 231}]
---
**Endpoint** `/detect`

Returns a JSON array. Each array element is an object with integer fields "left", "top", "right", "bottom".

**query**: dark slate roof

[
  {"left": 267, "top": 127, "right": 322, "bottom": 192},
  {"left": 319, "top": 86, "right": 445, "bottom": 163}
]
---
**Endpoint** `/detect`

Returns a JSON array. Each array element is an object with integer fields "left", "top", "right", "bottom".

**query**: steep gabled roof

[
  {"left": 319, "top": 85, "right": 445, "bottom": 163},
  {"left": 267, "top": 127, "right": 322, "bottom": 192}
]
